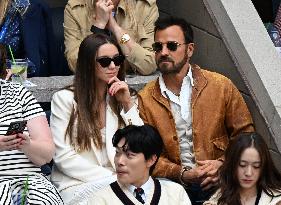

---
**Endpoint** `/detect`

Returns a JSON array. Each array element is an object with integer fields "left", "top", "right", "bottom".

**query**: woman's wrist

[{"left": 121, "top": 99, "right": 134, "bottom": 113}]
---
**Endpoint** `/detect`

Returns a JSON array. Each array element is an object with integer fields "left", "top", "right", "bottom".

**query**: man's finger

[
  {"left": 202, "top": 182, "right": 215, "bottom": 191},
  {"left": 197, "top": 160, "right": 210, "bottom": 166},
  {"left": 200, "top": 176, "right": 212, "bottom": 187},
  {"left": 206, "top": 168, "right": 218, "bottom": 176}
]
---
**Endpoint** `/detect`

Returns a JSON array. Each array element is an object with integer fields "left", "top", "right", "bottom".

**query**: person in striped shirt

[{"left": 0, "top": 44, "right": 63, "bottom": 204}]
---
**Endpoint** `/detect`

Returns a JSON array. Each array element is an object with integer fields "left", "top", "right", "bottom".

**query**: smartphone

[{"left": 5, "top": 120, "right": 27, "bottom": 135}]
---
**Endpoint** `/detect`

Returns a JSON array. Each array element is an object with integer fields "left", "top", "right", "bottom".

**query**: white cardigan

[
  {"left": 87, "top": 179, "right": 192, "bottom": 205},
  {"left": 50, "top": 89, "right": 143, "bottom": 201},
  {"left": 204, "top": 189, "right": 281, "bottom": 205}
]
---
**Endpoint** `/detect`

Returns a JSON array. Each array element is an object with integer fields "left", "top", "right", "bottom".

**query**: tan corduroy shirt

[{"left": 64, "top": 0, "right": 158, "bottom": 74}]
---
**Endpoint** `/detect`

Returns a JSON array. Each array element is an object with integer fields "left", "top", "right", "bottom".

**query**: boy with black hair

[{"left": 87, "top": 124, "right": 191, "bottom": 205}]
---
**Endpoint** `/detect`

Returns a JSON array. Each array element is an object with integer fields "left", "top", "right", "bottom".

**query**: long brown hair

[
  {"left": 66, "top": 34, "right": 126, "bottom": 152},
  {"left": 0, "top": 44, "right": 8, "bottom": 79},
  {"left": 218, "top": 132, "right": 281, "bottom": 205}
]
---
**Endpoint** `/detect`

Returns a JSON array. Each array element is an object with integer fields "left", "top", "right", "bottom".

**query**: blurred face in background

[{"left": 237, "top": 147, "right": 261, "bottom": 192}]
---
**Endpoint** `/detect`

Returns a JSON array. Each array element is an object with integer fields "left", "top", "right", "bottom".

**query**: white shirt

[
  {"left": 127, "top": 177, "right": 154, "bottom": 203},
  {"left": 159, "top": 66, "right": 194, "bottom": 122},
  {"left": 159, "top": 66, "right": 196, "bottom": 168}
]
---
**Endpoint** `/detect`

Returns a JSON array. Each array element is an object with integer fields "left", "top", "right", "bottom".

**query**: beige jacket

[{"left": 64, "top": 0, "right": 158, "bottom": 74}]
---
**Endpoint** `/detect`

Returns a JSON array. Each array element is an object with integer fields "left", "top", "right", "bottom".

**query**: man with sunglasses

[{"left": 138, "top": 17, "right": 254, "bottom": 205}]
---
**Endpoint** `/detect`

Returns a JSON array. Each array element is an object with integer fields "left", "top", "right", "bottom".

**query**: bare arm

[{"left": 18, "top": 116, "right": 54, "bottom": 166}]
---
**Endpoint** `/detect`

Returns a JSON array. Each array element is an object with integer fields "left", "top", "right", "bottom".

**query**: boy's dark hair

[
  {"left": 154, "top": 16, "right": 194, "bottom": 44},
  {"left": 112, "top": 124, "right": 163, "bottom": 174}
]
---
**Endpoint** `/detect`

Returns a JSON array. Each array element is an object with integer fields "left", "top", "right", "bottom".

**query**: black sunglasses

[
  {"left": 96, "top": 55, "right": 125, "bottom": 68},
  {"left": 152, "top": 41, "right": 186, "bottom": 52}
]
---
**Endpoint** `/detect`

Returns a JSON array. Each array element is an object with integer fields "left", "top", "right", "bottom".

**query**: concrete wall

[{"left": 157, "top": 0, "right": 281, "bottom": 170}]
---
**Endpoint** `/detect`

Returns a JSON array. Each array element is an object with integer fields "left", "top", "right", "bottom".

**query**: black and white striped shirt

[{"left": 0, "top": 80, "right": 45, "bottom": 173}]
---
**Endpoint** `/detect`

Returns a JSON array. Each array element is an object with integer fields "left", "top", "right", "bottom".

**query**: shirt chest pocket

[{"left": 212, "top": 135, "right": 229, "bottom": 159}]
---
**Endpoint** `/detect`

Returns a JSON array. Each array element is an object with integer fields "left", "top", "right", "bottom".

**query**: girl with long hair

[
  {"left": 204, "top": 132, "right": 281, "bottom": 205},
  {"left": 50, "top": 33, "right": 143, "bottom": 204}
]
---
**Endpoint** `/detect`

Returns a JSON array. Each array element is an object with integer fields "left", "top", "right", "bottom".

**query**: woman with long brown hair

[
  {"left": 50, "top": 33, "right": 143, "bottom": 204},
  {"left": 204, "top": 132, "right": 281, "bottom": 205}
]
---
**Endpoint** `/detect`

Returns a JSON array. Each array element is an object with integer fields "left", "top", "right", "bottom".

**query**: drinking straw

[
  {"left": 21, "top": 175, "right": 29, "bottom": 205},
  {"left": 8, "top": 45, "right": 15, "bottom": 63}
]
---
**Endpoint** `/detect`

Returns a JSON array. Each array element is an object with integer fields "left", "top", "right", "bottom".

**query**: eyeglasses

[
  {"left": 152, "top": 41, "right": 186, "bottom": 52},
  {"left": 96, "top": 55, "right": 125, "bottom": 68}
]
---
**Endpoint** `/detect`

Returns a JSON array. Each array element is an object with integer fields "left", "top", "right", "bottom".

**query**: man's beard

[{"left": 156, "top": 53, "right": 189, "bottom": 75}]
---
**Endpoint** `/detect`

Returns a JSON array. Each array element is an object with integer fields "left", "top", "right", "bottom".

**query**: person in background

[
  {"left": 0, "top": 0, "right": 55, "bottom": 77},
  {"left": 0, "top": 44, "right": 8, "bottom": 79},
  {"left": 87, "top": 124, "right": 192, "bottom": 205},
  {"left": 0, "top": 44, "right": 63, "bottom": 204},
  {"left": 64, "top": 0, "right": 158, "bottom": 75},
  {"left": 138, "top": 16, "right": 254, "bottom": 205},
  {"left": 50, "top": 33, "right": 143, "bottom": 204},
  {"left": 204, "top": 132, "right": 281, "bottom": 205}
]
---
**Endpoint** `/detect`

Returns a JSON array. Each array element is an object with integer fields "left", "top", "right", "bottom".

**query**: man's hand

[
  {"left": 182, "top": 163, "right": 212, "bottom": 184},
  {"left": 197, "top": 160, "right": 223, "bottom": 190}
]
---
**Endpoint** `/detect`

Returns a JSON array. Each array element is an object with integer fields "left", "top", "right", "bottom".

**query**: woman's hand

[
  {"left": 16, "top": 133, "right": 31, "bottom": 150},
  {"left": 108, "top": 77, "right": 133, "bottom": 112},
  {"left": 106, "top": 10, "right": 118, "bottom": 32},
  {"left": 0, "top": 134, "right": 22, "bottom": 151},
  {"left": 5, "top": 69, "right": 12, "bottom": 80},
  {"left": 94, "top": 0, "right": 114, "bottom": 29}
]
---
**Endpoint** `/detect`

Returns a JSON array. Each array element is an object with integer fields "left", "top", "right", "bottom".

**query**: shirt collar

[
  {"left": 159, "top": 65, "right": 194, "bottom": 97},
  {"left": 127, "top": 176, "right": 153, "bottom": 197}
]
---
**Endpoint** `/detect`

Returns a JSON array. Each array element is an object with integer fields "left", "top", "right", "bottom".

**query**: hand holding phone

[{"left": 5, "top": 121, "right": 27, "bottom": 136}]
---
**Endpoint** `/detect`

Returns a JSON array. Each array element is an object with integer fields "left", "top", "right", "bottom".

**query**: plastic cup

[{"left": 9, "top": 59, "right": 28, "bottom": 84}]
